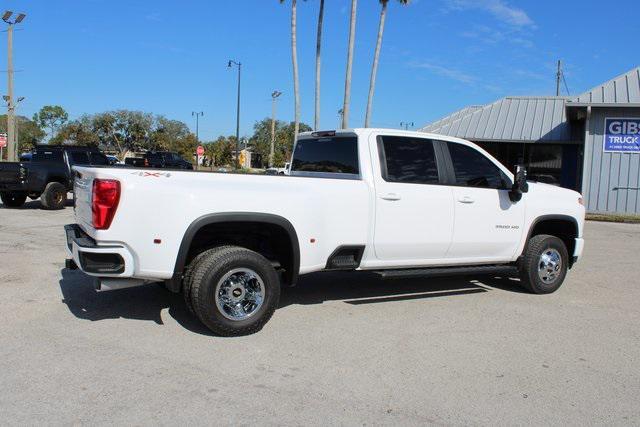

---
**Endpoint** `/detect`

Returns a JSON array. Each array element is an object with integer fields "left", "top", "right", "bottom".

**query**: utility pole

[
  {"left": 2, "top": 11, "right": 26, "bottom": 162},
  {"left": 228, "top": 60, "right": 242, "bottom": 169},
  {"left": 269, "top": 91, "right": 282, "bottom": 168},
  {"left": 400, "top": 121, "right": 414, "bottom": 131},
  {"left": 556, "top": 60, "right": 562, "bottom": 96},
  {"left": 337, "top": 109, "right": 344, "bottom": 129}
]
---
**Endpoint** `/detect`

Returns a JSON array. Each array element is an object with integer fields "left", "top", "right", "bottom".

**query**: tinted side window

[
  {"left": 291, "top": 137, "right": 359, "bottom": 175},
  {"left": 89, "top": 152, "right": 109, "bottom": 165},
  {"left": 447, "top": 142, "right": 509, "bottom": 189},
  {"left": 32, "top": 150, "right": 64, "bottom": 162},
  {"left": 70, "top": 151, "right": 90, "bottom": 165},
  {"left": 380, "top": 136, "right": 439, "bottom": 184}
]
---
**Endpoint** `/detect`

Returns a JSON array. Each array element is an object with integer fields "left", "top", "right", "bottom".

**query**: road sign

[
  {"left": 196, "top": 145, "right": 204, "bottom": 156},
  {"left": 0, "top": 133, "right": 7, "bottom": 148}
]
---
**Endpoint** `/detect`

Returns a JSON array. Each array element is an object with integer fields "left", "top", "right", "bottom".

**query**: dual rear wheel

[{"left": 182, "top": 246, "right": 280, "bottom": 336}]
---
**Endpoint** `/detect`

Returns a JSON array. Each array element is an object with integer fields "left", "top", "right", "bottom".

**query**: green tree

[
  {"left": 249, "top": 118, "right": 311, "bottom": 167},
  {"left": 342, "top": 0, "right": 358, "bottom": 129},
  {"left": 32, "top": 105, "right": 68, "bottom": 140},
  {"left": 364, "top": 0, "right": 410, "bottom": 127},
  {"left": 0, "top": 114, "right": 45, "bottom": 155},
  {"left": 208, "top": 136, "right": 235, "bottom": 167},
  {"left": 91, "top": 110, "right": 153, "bottom": 158},
  {"left": 150, "top": 116, "right": 192, "bottom": 151},
  {"left": 50, "top": 115, "right": 99, "bottom": 146}
]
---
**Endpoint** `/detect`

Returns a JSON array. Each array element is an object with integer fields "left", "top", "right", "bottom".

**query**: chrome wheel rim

[
  {"left": 215, "top": 268, "right": 265, "bottom": 321},
  {"left": 538, "top": 248, "right": 562, "bottom": 284}
]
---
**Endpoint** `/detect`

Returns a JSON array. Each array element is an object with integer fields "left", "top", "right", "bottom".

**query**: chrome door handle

[
  {"left": 381, "top": 193, "right": 401, "bottom": 201},
  {"left": 458, "top": 196, "right": 474, "bottom": 204}
]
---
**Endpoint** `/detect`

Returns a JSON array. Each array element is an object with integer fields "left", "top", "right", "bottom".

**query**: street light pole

[
  {"left": 400, "top": 121, "right": 414, "bottom": 131},
  {"left": 192, "top": 111, "right": 203, "bottom": 170},
  {"left": 269, "top": 91, "right": 282, "bottom": 168},
  {"left": 2, "top": 11, "right": 25, "bottom": 162},
  {"left": 192, "top": 111, "right": 203, "bottom": 142},
  {"left": 228, "top": 60, "right": 242, "bottom": 169}
]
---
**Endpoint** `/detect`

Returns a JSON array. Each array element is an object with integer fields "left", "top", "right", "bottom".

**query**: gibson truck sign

[{"left": 604, "top": 118, "right": 640, "bottom": 152}]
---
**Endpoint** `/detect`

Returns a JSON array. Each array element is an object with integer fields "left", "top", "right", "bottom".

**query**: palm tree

[
  {"left": 341, "top": 0, "right": 358, "bottom": 129},
  {"left": 314, "top": 0, "right": 325, "bottom": 131},
  {"left": 280, "top": 0, "right": 301, "bottom": 138},
  {"left": 365, "top": 0, "right": 409, "bottom": 128}
]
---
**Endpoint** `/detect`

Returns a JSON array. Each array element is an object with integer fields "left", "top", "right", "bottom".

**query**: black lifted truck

[{"left": 0, "top": 145, "right": 110, "bottom": 210}]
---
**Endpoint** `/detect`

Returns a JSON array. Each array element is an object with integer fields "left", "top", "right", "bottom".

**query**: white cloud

[
  {"left": 460, "top": 25, "right": 534, "bottom": 48},
  {"left": 409, "top": 62, "right": 476, "bottom": 84},
  {"left": 445, "top": 0, "right": 535, "bottom": 28}
]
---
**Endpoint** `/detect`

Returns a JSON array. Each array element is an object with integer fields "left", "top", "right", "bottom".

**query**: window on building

[
  {"left": 291, "top": 136, "right": 359, "bottom": 175},
  {"left": 447, "top": 142, "right": 509, "bottom": 189},
  {"left": 379, "top": 136, "right": 439, "bottom": 184}
]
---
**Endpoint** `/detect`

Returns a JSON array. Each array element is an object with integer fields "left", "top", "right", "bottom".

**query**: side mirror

[{"left": 509, "top": 165, "right": 528, "bottom": 202}]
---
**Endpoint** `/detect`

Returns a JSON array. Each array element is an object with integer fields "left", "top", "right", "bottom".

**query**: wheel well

[
  {"left": 185, "top": 221, "right": 297, "bottom": 287},
  {"left": 47, "top": 177, "right": 67, "bottom": 186},
  {"left": 529, "top": 218, "right": 577, "bottom": 264}
]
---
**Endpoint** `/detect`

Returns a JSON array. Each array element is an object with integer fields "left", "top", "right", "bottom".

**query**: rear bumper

[
  {"left": 64, "top": 224, "right": 134, "bottom": 277},
  {"left": 0, "top": 182, "right": 28, "bottom": 192}
]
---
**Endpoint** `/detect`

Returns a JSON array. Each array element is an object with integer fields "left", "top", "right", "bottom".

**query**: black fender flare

[
  {"left": 165, "top": 212, "right": 300, "bottom": 292},
  {"left": 521, "top": 214, "right": 579, "bottom": 265}
]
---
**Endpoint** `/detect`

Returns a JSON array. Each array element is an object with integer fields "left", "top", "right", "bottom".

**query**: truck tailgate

[
  {"left": 0, "top": 162, "right": 21, "bottom": 186},
  {"left": 73, "top": 168, "right": 95, "bottom": 231}
]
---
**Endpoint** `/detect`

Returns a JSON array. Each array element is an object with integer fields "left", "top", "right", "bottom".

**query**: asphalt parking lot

[{"left": 1, "top": 200, "right": 639, "bottom": 425}]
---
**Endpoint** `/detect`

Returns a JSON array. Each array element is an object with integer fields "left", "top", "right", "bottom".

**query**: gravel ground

[{"left": 1, "top": 200, "right": 639, "bottom": 425}]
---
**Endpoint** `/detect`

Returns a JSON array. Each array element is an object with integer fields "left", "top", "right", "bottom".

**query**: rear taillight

[
  {"left": 144, "top": 158, "right": 149, "bottom": 167},
  {"left": 92, "top": 179, "right": 120, "bottom": 230}
]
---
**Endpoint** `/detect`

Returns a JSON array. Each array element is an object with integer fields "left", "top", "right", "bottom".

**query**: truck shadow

[
  {"left": 0, "top": 199, "right": 74, "bottom": 210},
  {"left": 58, "top": 268, "right": 525, "bottom": 337},
  {"left": 279, "top": 271, "right": 526, "bottom": 308},
  {"left": 58, "top": 268, "right": 211, "bottom": 335}
]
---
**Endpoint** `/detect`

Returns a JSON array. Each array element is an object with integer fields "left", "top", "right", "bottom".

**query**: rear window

[{"left": 291, "top": 136, "right": 359, "bottom": 176}]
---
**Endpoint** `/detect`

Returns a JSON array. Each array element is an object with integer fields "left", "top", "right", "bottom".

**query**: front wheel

[
  {"left": 185, "top": 246, "right": 280, "bottom": 336},
  {"left": 0, "top": 192, "right": 27, "bottom": 208},
  {"left": 520, "top": 234, "right": 569, "bottom": 294}
]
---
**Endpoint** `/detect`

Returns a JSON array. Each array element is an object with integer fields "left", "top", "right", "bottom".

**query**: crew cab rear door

[{"left": 370, "top": 134, "right": 454, "bottom": 263}]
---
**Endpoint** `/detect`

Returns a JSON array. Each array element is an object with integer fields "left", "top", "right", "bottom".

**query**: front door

[
  {"left": 443, "top": 141, "right": 525, "bottom": 261},
  {"left": 372, "top": 135, "right": 454, "bottom": 263}
]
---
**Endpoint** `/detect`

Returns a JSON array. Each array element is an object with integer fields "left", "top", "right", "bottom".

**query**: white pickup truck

[{"left": 65, "top": 129, "right": 585, "bottom": 336}]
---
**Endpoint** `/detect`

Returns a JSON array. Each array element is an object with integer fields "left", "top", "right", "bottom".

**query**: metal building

[{"left": 420, "top": 66, "right": 640, "bottom": 215}]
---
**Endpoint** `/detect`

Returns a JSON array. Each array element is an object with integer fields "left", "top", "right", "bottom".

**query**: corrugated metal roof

[
  {"left": 420, "top": 105, "right": 483, "bottom": 134},
  {"left": 419, "top": 96, "right": 572, "bottom": 142},
  {"left": 571, "top": 66, "right": 640, "bottom": 104}
]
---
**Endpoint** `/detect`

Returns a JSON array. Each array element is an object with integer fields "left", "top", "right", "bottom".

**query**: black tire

[
  {"left": 187, "top": 245, "right": 280, "bottom": 336},
  {"left": 0, "top": 192, "right": 27, "bottom": 208},
  {"left": 41, "top": 182, "right": 67, "bottom": 210},
  {"left": 182, "top": 246, "right": 234, "bottom": 315},
  {"left": 520, "top": 234, "right": 569, "bottom": 294}
]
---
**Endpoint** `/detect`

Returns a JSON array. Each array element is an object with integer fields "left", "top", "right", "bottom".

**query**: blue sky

[{"left": 1, "top": 0, "right": 638, "bottom": 141}]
